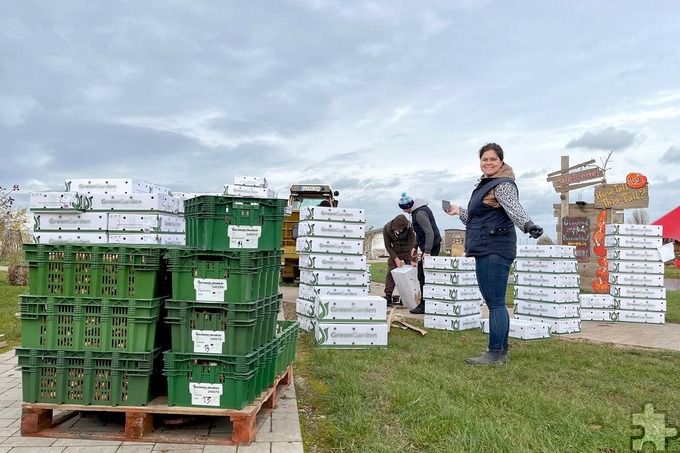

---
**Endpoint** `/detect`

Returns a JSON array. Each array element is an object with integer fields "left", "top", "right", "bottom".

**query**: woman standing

[{"left": 446, "top": 143, "right": 543, "bottom": 365}]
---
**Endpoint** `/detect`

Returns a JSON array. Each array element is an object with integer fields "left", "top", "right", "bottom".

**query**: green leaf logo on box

[
  {"left": 453, "top": 305, "right": 462, "bottom": 316},
  {"left": 451, "top": 258, "right": 459, "bottom": 270},
  {"left": 609, "top": 311, "right": 619, "bottom": 322},
  {"left": 319, "top": 302, "right": 330, "bottom": 319},
  {"left": 448, "top": 288, "right": 458, "bottom": 300},
  {"left": 613, "top": 299, "right": 621, "bottom": 310},
  {"left": 305, "top": 224, "right": 315, "bottom": 236},
  {"left": 451, "top": 319, "right": 460, "bottom": 331},
  {"left": 319, "top": 327, "right": 330, "bottom": 344},
  {"left": 303, "top": 240, "right": 313, "bottom": 252},
  {"left": 33, "top": 215, "right": 40, "bottom": 231},
  {"left": 450, "top": 274, "right": 459, "bottom": 285}
]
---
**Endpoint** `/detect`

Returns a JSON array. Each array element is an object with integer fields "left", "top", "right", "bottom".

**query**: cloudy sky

[{"left": 2, "top": 1, "right": 680, "bottom": 239}]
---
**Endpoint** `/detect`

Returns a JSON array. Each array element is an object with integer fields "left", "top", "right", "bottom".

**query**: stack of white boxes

[
  {"left": 223, "top": 175, "right": 278, "bottom": 199},
  {"left": 580, "top": 294, "right": 618, "bottom": 322},
  {"left": 294, "top": 206, "right": 388, "bottom": 348},
  {"left": 421, "top": 256, "right": 484, "bottom": 332},
  {"left": 31, "top": 178, "right": 185, "bottom": 245},
  {"left": 512, "top": 245, "right": 582, "bottom": 334},
  {"left": 602, "top": 224, "right": 666, "bottom": 324}
]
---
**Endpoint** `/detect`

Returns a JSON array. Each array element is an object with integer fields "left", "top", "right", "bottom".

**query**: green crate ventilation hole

[{"left": 56, "top": 304, "right": 75, "bottom": 348}]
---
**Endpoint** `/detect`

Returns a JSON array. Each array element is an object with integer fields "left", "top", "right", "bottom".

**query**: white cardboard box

[
  {"left": 423, "top": 285, "right": 483, "bottom": 302},
  {"left": 300, "top": 206, "right": 365, "bottom": 223},
  {"left": 295, "top": 298, "right": 316, "bottom": 318},
  {"left": 423, "top": 314, "right": 482, "bottom": 332},
  {"left": 616, "top": 310, "right": 665, "bottom": 324},
  {"left": 391, "top": 266, "right": 420, "bottom": 309},
  {"left": 613, "top": 297, "right": 666, "bottom": 312},
  {"left": 424, "top": 270, "right": 479, "bottom": 286},
  {"left": 516, "top": 245, "right": 576, "bottom": 259},
  {"left": 315, "top": 295, "right": 387, "bottom": 322},
  {"left": 299, "top": 269, "right": 369, "bottom": 287},
  {"left": 297, "top": 314, "right": 316, "bottom": 332},
  {"left": 512, "top": 272, "right": 580, "bottom": 288},
  {"left": 314, "top": 322, "right": 388, "bottom": 348},
  {"left": 604, "top": 235, "right": 663, "bottom": 249},
  {"left": 223, "top": 184, "right": 277, "bottom": 198},
  {"left": 481, "top": 318, "right": 551, "bottom": 340},
  {"left": 513, "top": 315, "right": 581, "bottom": 334},
  {"left": 34, "top": 232, "right": 107, "bottom": 244},
  {"left": 234, "top": 175, "right": 268, "bottom": 188},
  {"left": 610, "top": 284, "right": 666, "bottom": 300},
  {"left": 424, "top": 300, "right": 482, "bottom": 317},
  {"left": 65, "top": 178, "right": 154, "bottom": 194},
  {"left": 513, "top": 286, "right": 580, "bottom": 303},
  {"left": 605, "top": 224, "right": 662, "bottom": 237},
  {"left": 298, "top": 284, "right": 369, "bottom": 302},
  {"left": 608, "top": 272, "right": 664, "bottom": 287},
  {"left": 580, "top": 309, "right": 618, "bottom": 322},
  {"left": 513, "top": 259, "right": 578, "bottom": 274},
  {"left": 423, "top": 256, "right": 476, "bottom": 271},
  {"left": 89, "top": 193, "right": 182, "bottom": 213},
  {"left": 30, "top": 192, "right": 85, "bottom": 211},
  {"left": 298, "top": 221, "right": 365, "bottom": 239},
  {"left": 298, "top": 254, "right": 367, "bottom": 271},
  {"left": 608, "top": 260, "right": 664, "bottom": 274},
  {"left": 513, "top": 300, "right": 581, "bottom": 318},
  {"left": 296, "top": 237, "right": 364, "bottom": 255},
  {"left": 108, "top": 233, "right": 185, "bottom": 245},
  {"left": 33, "top": 212, "right": 108, "bottom": 231},
  {"left": 579, "top": 294, "right": 616, "bottom": 309},
  {"left": 606, "top": 248, "right": 661, "bottom": 262},
  {"left": 107, "top": 213, "right": 185, "bottom": 233}
]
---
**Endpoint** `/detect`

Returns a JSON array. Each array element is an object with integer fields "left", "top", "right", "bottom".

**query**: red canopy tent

[{"left": 651, "top": 205, "right": 680, "bottom": 242}]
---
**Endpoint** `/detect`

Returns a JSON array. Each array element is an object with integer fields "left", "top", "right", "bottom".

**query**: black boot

[
  {"left": 409, "top": 303, "right": 425, "bottom": 314},
  {"left": 385, "top": 295, "right": 393, "bottom": 307},
  {"left": 466, "top": 350, "right": 506, "bottom": 365}
]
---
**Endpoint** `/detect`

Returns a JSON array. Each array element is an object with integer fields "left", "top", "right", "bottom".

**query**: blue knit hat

[{"left": 398, "top": 192, "right": 414, "bottom": 209}]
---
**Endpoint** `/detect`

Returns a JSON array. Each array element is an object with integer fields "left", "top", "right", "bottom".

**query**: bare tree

[
  {"left": 597, "top": 151, "right": 614, "bottom": 184},
  {"left": 537, "top": 235, "right": 554, "bottom": 245},
  {"left": 629, "top": 209, "right": 649, "bottom": 225}
]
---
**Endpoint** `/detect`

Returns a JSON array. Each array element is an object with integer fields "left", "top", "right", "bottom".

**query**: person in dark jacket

[
  {"left": 398, "top": 192, "right": 441, "bottom": 314},
  {"left": 382, "top": 214, "right": 417, "bottom": 307},
  {"left": 446, "top": 143, "right": 543, "bottom": 365}
]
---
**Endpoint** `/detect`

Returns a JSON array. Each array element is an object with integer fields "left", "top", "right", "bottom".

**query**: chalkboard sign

[{"left": 562, "top": 216, "right": 590, "bottom": 262}]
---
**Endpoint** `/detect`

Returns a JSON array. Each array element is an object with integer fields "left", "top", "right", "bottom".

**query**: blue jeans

[{"left": 475, "top": 253, "right": 513, "bottom": 352}]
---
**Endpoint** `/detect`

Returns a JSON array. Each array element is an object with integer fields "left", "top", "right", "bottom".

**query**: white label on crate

[
  {"left": 189, "top": 383, "right": 223, "bottom": 407},
  {"left": 194, "top": 278, "right": 227, "bottom": 302},
  {"left": 227, "top": 225, "right": 261, "bottom": 248},
  {"left": 192, "top": 330, "right": 225, "bottom": 354}
]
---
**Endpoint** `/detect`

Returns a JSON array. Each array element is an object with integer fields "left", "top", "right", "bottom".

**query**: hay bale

[{"left": 7, "top": 264, "right": 28, "bottom": 286}]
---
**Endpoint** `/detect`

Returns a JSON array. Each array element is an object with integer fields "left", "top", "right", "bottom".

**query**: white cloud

[{"left": 0, "top": 95, "right": 39, "bottom": 126}]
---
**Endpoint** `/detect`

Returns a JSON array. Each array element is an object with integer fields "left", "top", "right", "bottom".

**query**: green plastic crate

[
  {"left": 274, "top": 320, "right": 299, "bottom": 375},
  {"left": 16, "top": 348, "right": 162, "bottom": 406},
  {"left": 23, "top": 243, "right": 169, "bottom": 298},
  {"left": 19, "top": 294, "right": 164, "bottom": 352},
  {"left": 163, "top": 349, "right": 262, "bottom": 409},
  {"left": 164, "top": 294, "right": 281, "bottom": 355},
  {"left": 184, "top": 195, "right": 287, "bottom": 251},
  {"left": 166, "top": 248, "right": 282, "bottom": 303}
]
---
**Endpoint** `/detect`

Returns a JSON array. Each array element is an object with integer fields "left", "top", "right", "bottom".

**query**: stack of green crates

[
  {"left": 16, "top": 243, "right": 169, "bottom": 406},
  {"left": 163, "top": 195, "right": 298, "bottom": 410}
]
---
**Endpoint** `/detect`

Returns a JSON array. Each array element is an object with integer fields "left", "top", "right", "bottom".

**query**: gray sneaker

[{"left": 466, "top": 350, "right": 507, "bottom": 365}]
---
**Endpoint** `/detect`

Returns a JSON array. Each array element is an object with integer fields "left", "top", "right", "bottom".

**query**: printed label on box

[
  {"left": 227, "top": 225, "right": 261, "bottom": 248},
  {"left": 189, "top": 383, "right": 223, "bottom": 407},
  {"left": 194, "top": 278, "right": 227, "bottom": 302},
  {"left": 192, "top": 330, "right": 225, "bottom": 354}
]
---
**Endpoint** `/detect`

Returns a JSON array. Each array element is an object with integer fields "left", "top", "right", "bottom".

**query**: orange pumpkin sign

[{"left": 626, "top": 172, "right": 648, "bottom": 189}]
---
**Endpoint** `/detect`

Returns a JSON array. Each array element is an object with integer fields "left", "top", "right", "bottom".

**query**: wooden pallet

[{"left": 21, "top": 365, "right": 293, "bottom": 446}]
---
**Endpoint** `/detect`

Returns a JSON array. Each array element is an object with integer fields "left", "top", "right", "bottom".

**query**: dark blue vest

[
  {"left": 465, "top": 177, "right": 517, "bottom": 260},
  {"left": 412, "top": 205, "right": 441, "bottom": 252}
]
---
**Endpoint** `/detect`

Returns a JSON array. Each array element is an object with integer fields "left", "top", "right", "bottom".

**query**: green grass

[
  {"left": 294, "top": 325, "right": 680, "bottom": 453},
  {"left": 666, "top": 265, "right": 680, "bottom": 279},
  {"left": 0, "top": 270, "right": 26, "bottom": 353},
  {"left": 369, "top": 261, "right": 387, "bottom": 284}
]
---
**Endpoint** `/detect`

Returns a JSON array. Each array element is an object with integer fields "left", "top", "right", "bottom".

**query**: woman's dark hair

[{"left": 478, "top": 143, "right": 504, "bottom": 161}]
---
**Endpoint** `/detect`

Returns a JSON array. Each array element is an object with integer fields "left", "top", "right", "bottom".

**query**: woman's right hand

[{"left": 446, "top": 204, "right": 460, "bottom": 216}]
